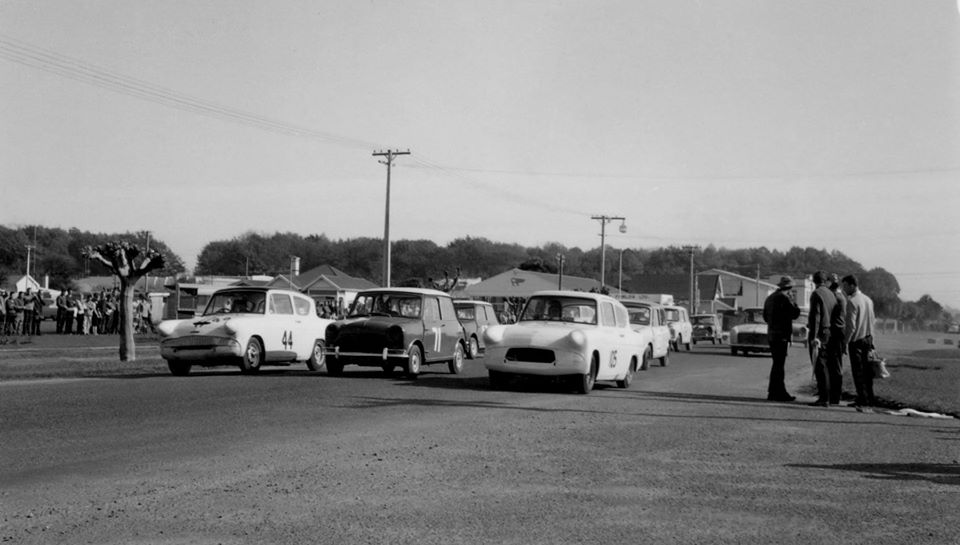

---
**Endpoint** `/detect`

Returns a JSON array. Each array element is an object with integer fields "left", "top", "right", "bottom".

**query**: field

[{"left": 1, "top": 329, "right": 958, "bottom": 417}]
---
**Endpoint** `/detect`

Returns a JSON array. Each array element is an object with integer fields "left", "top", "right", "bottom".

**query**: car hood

[
  {"left": 335, "top": 315, "right": 420, "bottom": 333},
  {"left": 158, "top": 315, "right": 248, "bottom": 338},
  {"left": 487, "top": 321, "right": 589, "bottom": 346}
]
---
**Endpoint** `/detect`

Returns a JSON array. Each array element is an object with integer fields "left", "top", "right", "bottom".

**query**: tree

[{"left": 84, "top": 242, "right": 165, "bottom": 361}]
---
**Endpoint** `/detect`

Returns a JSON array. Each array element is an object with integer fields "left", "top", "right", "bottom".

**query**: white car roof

[{"left": 358, "top": 287, "right": 453, "bottom": 298}]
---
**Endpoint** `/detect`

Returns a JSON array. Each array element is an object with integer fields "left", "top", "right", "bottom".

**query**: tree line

[{"left": 1, "top": 226, "right": 954, "bottom": 328}]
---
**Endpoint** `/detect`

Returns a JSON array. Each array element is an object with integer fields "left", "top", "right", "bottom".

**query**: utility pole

[
  {"left": 373, "top": 149, "right": 411, "bottom": 287},
  {"left": 141, "top": 231, "right": 151, "bottom": 294},
  {"left": 682, "top": 245, "right": 700, "bottom": 314},
  {"left": 556, "top": 253, "right": 565, "bottom": 289},
  {"left": 590, "top": 215, "right": 626, "bottom": 291},
  {"left": 755, "top": 263, "right": 760, "bottom": 307},
  {"left": 25, "top": 243, "right": 34, "bottom": 280}
]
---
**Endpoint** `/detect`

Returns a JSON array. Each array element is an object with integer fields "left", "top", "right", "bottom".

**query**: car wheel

[
  {"left": 448, "top": 342, "right": 465, "bottom": 374},
  {"left": 640, "top": 347, "right": 651, "bottom": 371},
  {"left": 730, "top": 347, "right": 738, "bottom": 356},
  {"left": 240, "top": 338, "right": 263, "bottom": 373},
  {"left": 167, "top": 360, "right": 191, "bottom": 376},
  {"left": 660, "top": 351, "right": 669, "bottom": 367},
  {"left": 616, "top": 358, "right": 635, "bottom": 389},
  {"left": 406, "top": 345, "right": 422, "bottom": 378},
  {"left": 305, "top": 339, "right": 326, "bottom": 371},
  {"left": 467, "top": 336, "right": 480, "bottom": 359},
  {"left": 327, "top": 357, "right": 344, "bottom": 376},
  {"left": 489, "top": 370, "right": 508, "bottom": 389},
  {"left": 684, "top": 339, "right": 691, "bottom": 351},
  {"left": 576, "top": 355, "right": 598, "bottom": 394}
]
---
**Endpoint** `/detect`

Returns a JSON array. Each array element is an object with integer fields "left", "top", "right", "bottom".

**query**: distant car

[
  {"left": 621, "top": 299, "right": 671, "bottom": 368},
  {"left": 483, "top": 290, "right": 646, "bottom": 394},
  {"left": 663, "top": 305, "right": 693, "bottom": 351},
  {"left": 691, "top": 313, "right": 723, "bottom": 345},
  {"left": 157, "top": 287, "right": 334, "bottom": 376},
  {"left": 792, "top": 310, "right": 809, "bottom": 348},
  {"left": 38, "top": 290, "right": 59, "bottom": 320},
  {"left": 454, "top": 300, "right": 500, "bottom": 359},
  {"left": 728, "top": 307, "right": 769, "bottom": 356},
  {"left": 324, "top": 288, "right": 467, "bottom": 377}
]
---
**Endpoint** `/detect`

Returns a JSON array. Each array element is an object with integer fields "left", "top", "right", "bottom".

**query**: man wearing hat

[{"left": 762, "top": 275, "right": 801, "bottom": 402}]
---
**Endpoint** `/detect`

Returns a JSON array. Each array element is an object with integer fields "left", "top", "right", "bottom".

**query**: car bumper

[
  {"left": 326, "top": 346, "right": 409, "bottom": 361},
  {"left": 484, "top": 346, "right": 588, "bottom": 376},
  {"left": 160, "top": 339, "right": 243, "bottom": 361}
]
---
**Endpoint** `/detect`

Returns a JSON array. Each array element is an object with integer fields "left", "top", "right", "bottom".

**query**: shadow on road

[{"left": 787, "top": 462, "right": 960, "bottom": 486}]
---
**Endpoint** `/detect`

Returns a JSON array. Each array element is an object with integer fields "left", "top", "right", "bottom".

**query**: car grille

[
  {"left": 505, "top": 347, "right": 555, "bottom": 364},
  {"left": 336, "top": 332, "right": 388, "bottom": 353},
  {"left": 738, "top": 333, "right": 767, "bottom": 345},
  {"left": 163, "top": 335, "right": 229, "bottom": 348}
]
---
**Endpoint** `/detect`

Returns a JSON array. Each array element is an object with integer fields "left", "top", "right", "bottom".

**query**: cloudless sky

[{"left": 1, "top": 1, "right": 958, "bottom": 308}]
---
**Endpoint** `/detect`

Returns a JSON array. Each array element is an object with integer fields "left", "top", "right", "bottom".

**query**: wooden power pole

[{"left": 373, "top": 149, "right": 410, "bottom": 287}]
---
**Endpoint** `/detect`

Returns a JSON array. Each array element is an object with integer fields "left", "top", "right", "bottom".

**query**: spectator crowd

[{"left": 0, "top": 287, "right": 155, "bottom": 341}]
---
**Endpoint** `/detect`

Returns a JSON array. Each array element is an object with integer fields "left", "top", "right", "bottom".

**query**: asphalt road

[{"left": 2, "top": 343, "right": 959, "bottom": 545}]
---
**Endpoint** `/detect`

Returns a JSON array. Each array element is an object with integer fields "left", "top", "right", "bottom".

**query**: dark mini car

[
  {"left": 454, "top": 300, "right": 500, "bottom": 359},
  {"left": 324, "top": 288, "right": 467, "bottom": 377},
  {"left": 691, "top": 313, "right": 723, "bottom": 345}
]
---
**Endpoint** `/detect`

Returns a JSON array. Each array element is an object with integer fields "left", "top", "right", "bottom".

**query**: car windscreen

[
  {"left": 692, "top": 316, "right": 714, "bottom": 325},
  {"left": 627, "top": 306, "right": 651, "bottom": 326},
  {"left": 520, "top": 296, "right": 597, "bottom": 324},
  {"left": 203, "top": 291, "right": 266, "bottom": 315},
  {"left": 455, "top": 306, "right": 476, "bottom": 320},
  {"left": 743, "top": 309, "right": 765, "bottom": 324},
  {"left": 349, "top": 293, "right": 422, "bottom": 318},
  {"left": 664, "top": 308, "right": 681, "bottom": 322}
]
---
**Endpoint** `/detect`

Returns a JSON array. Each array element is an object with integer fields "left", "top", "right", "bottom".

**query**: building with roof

[{"left": 268, "top": 264, "right": 378, "bottom": 310}]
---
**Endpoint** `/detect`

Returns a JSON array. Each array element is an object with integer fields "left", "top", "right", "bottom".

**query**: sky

[{"left": 1, "top": 1, "right": 959, "bottom": 308}]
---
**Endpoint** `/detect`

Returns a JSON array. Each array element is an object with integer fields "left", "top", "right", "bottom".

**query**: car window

[
  {"left": 203, "top": 291, "right": 266, "bottom": 315},
  {"left": 520, "top": 296, "right": 597, "bottom": 324},
  {"left": 664, "top": 308, "right": 680, "bottom": 322},
  {"left": 456, "top": 306, "right": 476, "bottom": 320},
  {"left": 292, "top": 296, "right": 312, "bottom": 316},
  {"left": 439, "top": 297, "right": 457, "bottom": 320},
  {"left": 628, "top": 306, "right": 651, "bottom": 326},
  {"left": 424, "top": 297, "right": 441, "bottom": 321},
  {"left": 600, "top": 302, "right": 616, "bottom": 327},
  {"left": 270, "top": 293, "right": 294, "bottom": 315}
]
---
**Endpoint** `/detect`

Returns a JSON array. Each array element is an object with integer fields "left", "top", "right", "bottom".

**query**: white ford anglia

[
  {"left": 157, "top": 287, "right": 333, "bottom": 375},
  {"left": 483, "top": 291, "right": 646, "bottom": 394}
]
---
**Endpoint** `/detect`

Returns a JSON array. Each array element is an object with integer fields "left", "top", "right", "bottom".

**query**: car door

[
  {"left": 597, "top": 301, "right": 621, "bottom": 377},
  {"left": 291, "top": 294, "right": 317, "bottom": 358},
  {"left": 422, "top": 296, "right": 443, "bottom": 361},
  {"left": 437, "top": 296, "right": 461, "bottom": 358},
  {"left": 652, "top": 307, "right": 670, "bottom": 357},
  {"left": 266, "top": 292, "right": 297, "bottom": 360}
]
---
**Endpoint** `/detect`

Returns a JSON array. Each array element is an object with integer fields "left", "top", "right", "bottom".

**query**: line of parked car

[{"left": 155, "top": 285, "right": 743, "bottom": 394}]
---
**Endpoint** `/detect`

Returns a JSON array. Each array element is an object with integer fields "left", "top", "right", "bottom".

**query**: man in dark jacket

[
  {"left": 763, "top": 276, "right": 801, "bottom": 402},
  {"left": 807, "top": 271, "right": 838, "bottom": 406}
]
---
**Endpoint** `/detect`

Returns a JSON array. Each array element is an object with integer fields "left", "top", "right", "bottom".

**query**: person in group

[
  {"left": 31, "top": 290, "right": 44, "bottom": 335},
  {"left": 0, "top": 289, "right": 7, "bottom": 338},
  {"left": 56, "top": 289, "right": 69, "bottom": 334},
  {"left": 762, "top": 276, "right": 801, "bottom": 402},
  {"left": 828, "top": 272, "right": 847, "bottom": 401},
  {"left": 21, "top": 288, "right": 36, "bottom": 336},
  {"left": 843, "top": 274, "right": 877, "bottom": 410},
  {"left": 10, "top": 292, "right": 25, "bottom": 337},
  {"left": 807, "top": 271, "right": 838, "bottom": 407},
  {"left": 74, "top": 294, "right": 86, "bottom": 334}
]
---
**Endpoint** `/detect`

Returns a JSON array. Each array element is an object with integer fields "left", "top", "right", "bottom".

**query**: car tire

[
  {"left": 640, "top": 347, "right": 651, "bottom": 371},
  {"left": 327, "top": 357, "right": 344, "bottom": 376},
  {"left": 684, "top": 339, "right": 691, "bottom": 351},
  {"left": 616, "top": 358, "right": 635, "bottom": 389},
  {"left": 467, "top": 336, "right": 479, "bottom": 359},
  {"left": 240, "top": 338, "right": 263, "bottom": 373},
  {"left": 730, "top": 347, "right": 738, "bottom": 356},
  {"left": 167, "top": 360, "right": 191, "bottom": 376},
  {"left": 406, "top": 345, "right": 422, "bottom": 378},
  {"left": 448, "top": 342, "right": 465, "bottom": 374},
  {"left": 660, "top": 351, "right": 669, "bottom": 367},
  {"left": 576, "top": 355, "right": 598, "bottom": 394},
  {"left": 306, "top": 339, "right": 326, "bottom": 371}
]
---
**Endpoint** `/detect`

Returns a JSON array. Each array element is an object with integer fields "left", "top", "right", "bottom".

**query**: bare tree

[{"left": 84, "top": 242, "right": 165, "bottom": 361}]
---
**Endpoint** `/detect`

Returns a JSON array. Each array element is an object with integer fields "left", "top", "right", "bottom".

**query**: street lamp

[{"left": 591, "top": 215, "right": 626, "bottom": 290}]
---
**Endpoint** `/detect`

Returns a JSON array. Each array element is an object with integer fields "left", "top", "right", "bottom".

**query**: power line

[{"left": 0, "top": 35, "right": 380, "bottom": 151}]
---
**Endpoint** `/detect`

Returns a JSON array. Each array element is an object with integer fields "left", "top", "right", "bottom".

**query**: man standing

[
  {"left": 829, "top": 273, "right": 847, "bottom": 403},
  {"left": 763, "top": 276, "right": 801, "bottom": 402},
  {"left": 807, "top": 271, "right": 838, "bottom": 407},
  {"left": 843, "top": 274, "right": 877, "bottom": 410}
]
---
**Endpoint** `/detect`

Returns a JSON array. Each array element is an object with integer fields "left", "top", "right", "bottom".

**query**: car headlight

[
  {"left": 568, "top": 330, "right": 586, "bottom": 348},
  {"left": 325, "top": 323, "right": 340, "bottom": 344},
  {"left": 483, "top": 325, "right": 504, "bottom": 345},
  {"left": 224, "top": 319, "right": 239, "bottom": 335}
]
